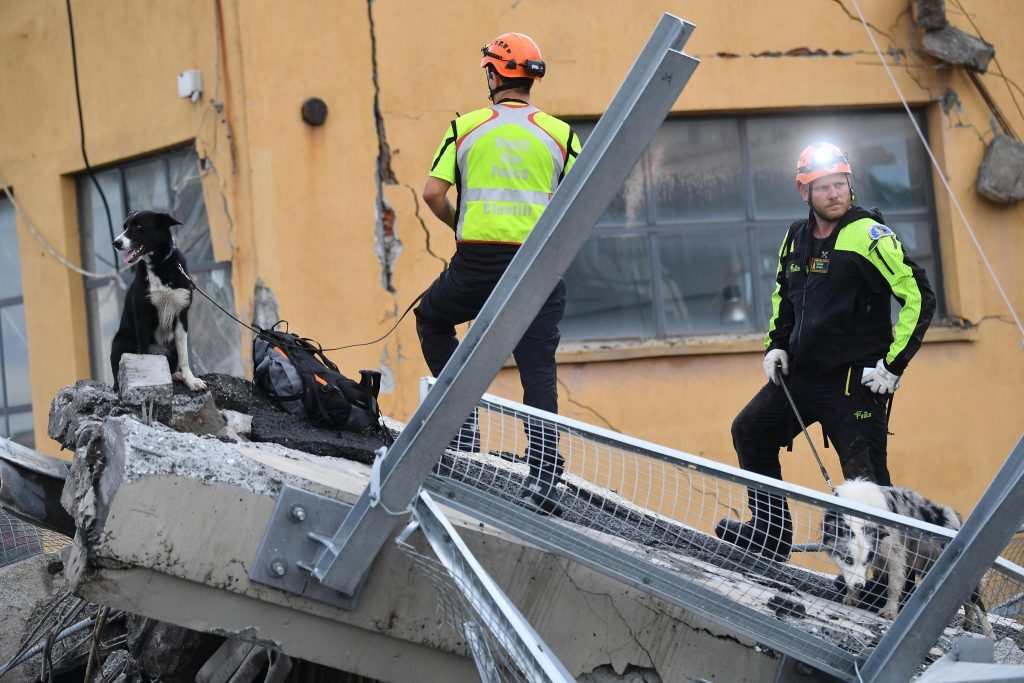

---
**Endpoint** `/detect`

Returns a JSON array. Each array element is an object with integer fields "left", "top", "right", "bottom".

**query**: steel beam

[
  {"left": 308, "top": 13, "right": 699, "bottom": 595},
  {"left": 408, "top": 491, "right": 574, "bottom": 683},
  {"left": 860, "top": 433, "right": 1024, "bottom": 681}
]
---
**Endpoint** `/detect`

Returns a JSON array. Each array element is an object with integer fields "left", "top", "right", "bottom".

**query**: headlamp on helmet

[{"left": 795, "top": 142, "right": 853, "bottom": 191}]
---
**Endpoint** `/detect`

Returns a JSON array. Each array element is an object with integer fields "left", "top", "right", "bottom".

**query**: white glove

[
  {"left": 862, "top": 358, "right": 900, "bottom": 394},
  {"left": 763, "top": 349, "right": 789, "bottom": 386}
]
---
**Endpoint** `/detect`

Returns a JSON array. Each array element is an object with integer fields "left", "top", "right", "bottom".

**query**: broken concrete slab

[
  {"left": 48, "top": 379, "right": 119, "bottom": 452},
  {"left": 0, "top": 547, "right": 72, "bottom": 682},
  {"left": 60, "top": 415, "right": 778, "bottom": 682},
  {"left": 0, "top": 439, "right": 73, "bottom": 533},
  {"left": 922, "top": 25, "right": 995, "bottom": 72},
  {"left": 125, "top": 614, "right": 223, "bottom": 683},
  {"left": 170, "top": 392, "right": 226, "bottom": 435},
  {"left": 117, "top": 353, "right": 174, "bottom": 405},
  {"left": 977, "top": 134, "right": 1024, "bottom": 203},
  {"left": 912, "top": 0, "right": 946, "bottom": 30}
]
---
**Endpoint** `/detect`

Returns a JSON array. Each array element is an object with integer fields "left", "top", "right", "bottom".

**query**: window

[
  {"left": 562, "top": 109, "right": 943, "bottom": 342},
  {"left": 0, "top": 196, "right": 34, "bottom": 447},
  {"left": 77, "top": 145, "right": 243, "bottom": 386}
]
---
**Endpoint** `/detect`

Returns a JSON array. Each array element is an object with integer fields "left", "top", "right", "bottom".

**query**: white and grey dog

[{"left": 821, "top": 478, "right": 993, "bottom": 636}]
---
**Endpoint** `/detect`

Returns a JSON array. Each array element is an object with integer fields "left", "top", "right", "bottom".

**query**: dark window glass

[
  {"left": 0, "top": 197, "right": 33, "bottom": 447},
  {"left": 563, "top": 109, "right": 943, "bottom": 342}
]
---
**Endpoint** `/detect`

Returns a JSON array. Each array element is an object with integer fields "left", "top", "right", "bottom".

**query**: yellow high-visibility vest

[{"left": 429, "top": 101, "right": 578, "bottom": 244}]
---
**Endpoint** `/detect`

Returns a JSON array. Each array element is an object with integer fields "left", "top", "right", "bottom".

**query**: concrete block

[
  {"left": 118, "top": 353, "right": 174, "bottom": 405},
  {"left": 218, "top": 410, "right": 253, "bottom": 442},
  {"left": 976, "top": 134, "right": 1024, "bottom": 203},
  {"left": 170, "top": 392, "right": 226, "bottom": 435},
  {"left": 922, "top": 25, "right": 995, "bottom": 72},
  {"left": 48, "top": 379, "right": 117, "bottom": 450},
  {"left": 911, "top": 0, "right": 945, "bottom": 30}
]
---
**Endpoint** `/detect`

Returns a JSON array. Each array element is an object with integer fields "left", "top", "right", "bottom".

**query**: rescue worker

[
  {"left": 715, "top": 142, "right": 936, "bottom": 561},
  {"left": 417, "top": 33, "right": 581, "bottom": 516}
]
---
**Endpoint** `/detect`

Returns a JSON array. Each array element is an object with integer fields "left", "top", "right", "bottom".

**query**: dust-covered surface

[{"left": 432, "top": 450, "right": 1024, "bottom": 672}]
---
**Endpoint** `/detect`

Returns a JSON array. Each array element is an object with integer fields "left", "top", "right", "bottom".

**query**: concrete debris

[
  {"left": 976, "top": 134, "right": 1024, "bottom": 204},
  {"left": 117, "top": 352, "right": 174, "bottom": 405},
  {"left": 921, "top": 25, "right": 995, "bottom": 73},
  {"left": 99, "top": 648, "right": 130, "bottom": 681},
  {"left": 170, "top": 391, "right": 227, "bottom": 435},
  {"left": 126, "top": 614, "right": 223, "bottom": 683},
  {"left": 0, "top": 548, "right": 71, "bottom": 682},
  {"left": 219, "top": 409, "right": 253, "bottom": 442},
  {"left": 48, "top": 379, "right": 120, "bottom": 451},
  {"left": 994, "top": 636, "right": 1024, "bottom": 664},
  {"left": 911, "top": 0, "right": 946, "bottom": 30},
  {"left": 0, "top": 439, "right": 73, "bottom": 533}
]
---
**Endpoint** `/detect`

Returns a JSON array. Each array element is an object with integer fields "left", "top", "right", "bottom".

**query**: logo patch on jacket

[{"left": 868, "top": 224, "right": 895, "bottom": 240}]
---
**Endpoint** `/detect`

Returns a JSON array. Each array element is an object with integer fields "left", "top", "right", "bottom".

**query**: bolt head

[
  {"left": 289, "top": 505, "right": 306, "bottom": 522},
  {"left": 270, "top": 560, "right": 287, "bottom": 577}
]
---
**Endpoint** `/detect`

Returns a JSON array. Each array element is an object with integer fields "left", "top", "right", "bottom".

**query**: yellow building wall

[{"left": 1, "top": 0, "right": 1021, "bottom": 518}]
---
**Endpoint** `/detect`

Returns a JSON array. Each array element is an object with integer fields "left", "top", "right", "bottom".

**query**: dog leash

[
  {"left": 776, "top": 362, "right": 837, "bottom": 495},
  {"left": 178, "top": 264, "right": 422, "bottom": 353}
]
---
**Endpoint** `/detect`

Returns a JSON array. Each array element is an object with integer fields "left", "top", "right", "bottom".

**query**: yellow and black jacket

[{"left": 765, "top": 206, "right": 936, "bottom": 376}]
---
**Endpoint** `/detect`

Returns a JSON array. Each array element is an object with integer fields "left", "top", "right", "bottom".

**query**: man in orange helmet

[
  {"left": 416, "top": 33, "right": 581, "bottom": 516},
  {"left": 715, "top": 142, "right": 935, "bottom": 563}
]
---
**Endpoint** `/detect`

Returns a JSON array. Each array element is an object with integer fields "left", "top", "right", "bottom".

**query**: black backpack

[{"left": 253, "top": 326, "right": 384, "bottom": 434}]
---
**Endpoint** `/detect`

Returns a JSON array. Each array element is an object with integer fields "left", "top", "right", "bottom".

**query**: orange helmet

[
  {"left": 795, "top": 142, "right": 852, "bottom": 190},
  {"left": 480, "top": 33, "right": 546, "bottom": 79}
]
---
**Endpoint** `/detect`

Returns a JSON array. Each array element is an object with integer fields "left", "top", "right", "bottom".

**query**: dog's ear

[{"left": 156, "top": 212, "right": 183, "bottom": 228}]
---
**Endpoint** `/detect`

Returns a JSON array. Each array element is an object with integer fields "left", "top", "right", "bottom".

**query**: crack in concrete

[
  {"left": 558, "top": 565, "right": 657, "bottom": 668},
  {"left": 830, "top": 0, "right": 896, "bottom": 42},
  {"left": 557, "top": 377, "right": 619, "bottom": 432},
  {"left": 367, "top": 0, "right": 400, "bottom": 293},
  {"left": 402, "top": 182, "right": 449, "bottom": 269}
]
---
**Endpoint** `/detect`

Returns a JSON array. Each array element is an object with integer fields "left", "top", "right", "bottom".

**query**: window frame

[{"left": 563, "top": 107, "right": 945, "bottom": 344}]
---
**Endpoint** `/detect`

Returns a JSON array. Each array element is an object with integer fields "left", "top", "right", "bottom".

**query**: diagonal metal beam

[
  {"left": 309, "top": 13, "right": 700, "bottom": 595},
  {"left": 406, "top": 491, "right": 575, "bottom": 683},
  {"left": 859, "top": 433, "right": 1024, "bottom": 681}
]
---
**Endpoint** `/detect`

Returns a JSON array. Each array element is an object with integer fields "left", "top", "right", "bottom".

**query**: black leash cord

[
  {"left": 776, "top": 362, "right": 837, "bottom": 496},
  {"left": 179, "top": 264, "right": 421, "bottom": 353}
]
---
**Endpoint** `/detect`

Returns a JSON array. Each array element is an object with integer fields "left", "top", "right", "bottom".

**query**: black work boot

[
  {"left": 520, "top": 469, "right": 563, "bottom": 517},
  {"left": 448, "top": 409, "right": 480, "bottom": 453},
  {"left": 715, "top": 489, "right": 792, "bottom": 562}
]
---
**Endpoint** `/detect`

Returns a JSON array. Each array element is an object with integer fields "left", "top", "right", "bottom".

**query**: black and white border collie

[
  {"left": 110, "top": 210, "right": 207, "bottom": 392},
  {"left": 821, "top": 478, "right": 993, "bottom": 636}
]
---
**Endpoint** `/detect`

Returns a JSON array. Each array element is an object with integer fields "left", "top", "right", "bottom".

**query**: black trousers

[
  {"left": 414, "top": 257, "right": 566, "bottom": 477},
  {"left": 731, "top": 369, "right": 892, "bottom": 487}
]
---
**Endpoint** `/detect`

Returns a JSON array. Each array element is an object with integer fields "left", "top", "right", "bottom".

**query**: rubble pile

[{"left": 0, "top": 365, "right": 393, "bottom": 682}]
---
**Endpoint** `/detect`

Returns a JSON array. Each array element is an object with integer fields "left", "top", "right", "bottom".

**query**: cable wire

[
  {"left": 849, "top": 0, "right": 1024, "bottom": 343},
  {"left": 0, "top": 181, "right": 122, "bottom": 282},
  {"left": 66, "top": 0, "right": 122, "bottom": 277}
]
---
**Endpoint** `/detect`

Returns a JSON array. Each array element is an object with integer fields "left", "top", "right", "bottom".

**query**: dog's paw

[
  {"left": 879, "top": 606, "right": 898, "bottom": 621},
  {"left": 185, "top": 377, "right": 207, "bottom": 391},
  {"left": 172, "top": 372, "right": 184, "bottom": 382},
  {"left": 843, "top": 593, "right": 858, "bottom": 607}
]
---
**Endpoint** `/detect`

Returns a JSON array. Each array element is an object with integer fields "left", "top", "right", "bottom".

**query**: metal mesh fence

[
  {"left": 397, "top": 537, "right": 530, "bottom": 683},
  {"left": 424, "top": 379, "right": 1024, "bottom": 680},
  {"left": 0, "top": 507, "right": 72, "bottom": 569}
]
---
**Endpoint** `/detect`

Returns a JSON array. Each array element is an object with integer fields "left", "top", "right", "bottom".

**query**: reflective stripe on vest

[{"left": 455, "top": 104, "right": 566, "bottom": 244}]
